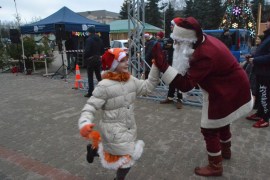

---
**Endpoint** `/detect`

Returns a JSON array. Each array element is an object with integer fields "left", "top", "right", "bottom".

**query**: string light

[
  {"left": 219, "top": 0, "right": 256, "bottom": 38},
  {"left": 233, "top": 6, "right": 241, "bottom": 16}
]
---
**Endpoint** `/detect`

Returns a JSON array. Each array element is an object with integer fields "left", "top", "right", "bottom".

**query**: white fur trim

[
  {"left": 97, "top": 140, "right": 144, "bottom": 170},
  {"left": 109, "top": 52, "right": 126, "bottom": 71},
  {"left": 131, "top": 140, "right": 145, "bottom": 160},
  {"left": 117, "top": 51, "right": 126, "bottom": 61},
  {"left": 171, "top": 25, "right": 197, "bottom": 43},
  {"left": 110, "top": 60, "right": 120, "bottom": 71},
  {"left": 220, "top": 138, "right": 231, "bottom": 143},
  {"left": 200, "top": 89, "right": 254, "bottom": 128},
  {"left": 98, "top": 143, "right": 133, "bottom": 170},
  {"left": 208, "top": 151, "right": 221, "bottom": 156},
  {"left": 202, "top": 35, "right": 205, "bottom": 43},
  {"left": 161, "top": 66, "right": 179, "bottom": 85}
]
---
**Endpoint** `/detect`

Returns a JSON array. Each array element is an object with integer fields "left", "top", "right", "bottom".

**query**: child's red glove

[{"left": 80, "top": 124, "right": 95, "bottom": 138}]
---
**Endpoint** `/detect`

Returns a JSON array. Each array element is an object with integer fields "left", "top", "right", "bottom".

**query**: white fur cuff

[
  {"left": 161, "top": 66, "right": 178, "bottom": 85},
  {"left": 132, "top": 140, "right": 145, "bottom": 160},
  {"left": 171, "top": 25, "right": 197, "bottom": 43}
]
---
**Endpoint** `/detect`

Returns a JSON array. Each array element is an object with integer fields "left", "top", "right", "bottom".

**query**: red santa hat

[
  {"left": 102, "top": 48, "right": 127, "bottom": 71},
  {"left": 171, "top": 17, "right": 183, "bottom": 26},
  {"left": 171, "top": 17, "right": 203, "bottom": 48},
  {"left": 144, "top": 33, "right": 150, "bottom": 38},
  {"left": 144, "top": 33, "right": 153, "bottom": 40},
  {"left": 156, "top": 31, "right": 164, "bottom": 39}
]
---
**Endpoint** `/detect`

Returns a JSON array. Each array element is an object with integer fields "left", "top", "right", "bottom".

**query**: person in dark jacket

[
  {"left": 245, "top": 17, "right": 270, "bottom": 128},
  {"left": 65, "top": 36, "right": 76, "bottom": 70},
  {"left": 84, "top": 26, "right": 105, "bottom": 98},
  {"left": 220, "top": 28, "right": 232, "bottom": 49},
  {"left": 159, "top": 22, "right": 183, "bottom": 109},
  {"left": 156, "top": 31, "right": 165, "bottom": 48},
  {"left": 144, "top": 33, "right": 157, "bottom": 79}
]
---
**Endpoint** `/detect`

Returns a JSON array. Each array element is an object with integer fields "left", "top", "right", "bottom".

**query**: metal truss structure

[
  {"left": 127, "top": 0, "right": 202, "bottom": 107},
  {"left": 127, "top": 0, "right": 145, "bottom": 79}
]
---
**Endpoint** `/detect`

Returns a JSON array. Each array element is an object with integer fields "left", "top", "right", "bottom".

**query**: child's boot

[{"left": 86, "top": 144, "right": 99, "bottom": 163}]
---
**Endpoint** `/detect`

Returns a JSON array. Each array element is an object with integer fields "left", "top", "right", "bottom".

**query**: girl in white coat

[{"left": 78, "top": 47, "right": 162, "bottom": 179}]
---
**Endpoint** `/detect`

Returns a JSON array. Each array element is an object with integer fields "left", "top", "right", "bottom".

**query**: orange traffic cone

[{"left": 73, "top": 64, "right": 83, "bottom": 89}]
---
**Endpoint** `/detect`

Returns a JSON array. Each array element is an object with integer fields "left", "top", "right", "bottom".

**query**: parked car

[
  {"left": 203, "top": 29, "right": 252, "bottom": 62},
  {"left": 110, "top": 39, "right": 128, "bottom": 52}
]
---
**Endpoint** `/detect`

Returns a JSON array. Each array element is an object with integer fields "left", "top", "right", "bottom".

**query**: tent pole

[
  {"left": 14, "top": 0, "right": 26, "bottom": 73},
  {"left": 21, "top": 34, "right": 26, "bottom": 72}
]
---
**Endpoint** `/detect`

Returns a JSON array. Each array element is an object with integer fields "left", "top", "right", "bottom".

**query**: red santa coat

[{"left": 161, "top": 35, "right": 253, "bottom": 128}]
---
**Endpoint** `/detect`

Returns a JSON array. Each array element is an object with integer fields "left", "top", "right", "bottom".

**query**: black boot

[
  {"left": 86, "top": 144, "right": 99, "bottom": 163},
  {"left": 84, "top": 93, "right": 91, "bottom": 98}
]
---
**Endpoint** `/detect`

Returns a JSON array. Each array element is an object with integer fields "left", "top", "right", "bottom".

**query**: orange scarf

[{"left": 102, "top": 72, "right": 130, "bottom": 82}]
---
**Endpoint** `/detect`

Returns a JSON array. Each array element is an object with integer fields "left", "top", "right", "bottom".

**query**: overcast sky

[{"left": 0, "top": 0, "right": 125, "bottom": 24}]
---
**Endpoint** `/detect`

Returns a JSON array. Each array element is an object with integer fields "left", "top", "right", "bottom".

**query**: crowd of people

[{"left": 77, "top": 16, "right": 269, "bottom": 179}]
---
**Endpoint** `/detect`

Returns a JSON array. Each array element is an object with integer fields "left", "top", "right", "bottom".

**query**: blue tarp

[{"left": 20, "top": 6, "right": 110, "bottom": 34}]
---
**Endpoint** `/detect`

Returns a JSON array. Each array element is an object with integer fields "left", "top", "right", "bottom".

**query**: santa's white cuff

[{"left": 161, "top": 66, "right": 178, "bottom": 85}]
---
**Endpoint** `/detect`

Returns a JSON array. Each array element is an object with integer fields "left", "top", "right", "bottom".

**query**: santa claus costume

[
  {"left": 78, "top": 48, "right": 161, "bottom": 179},
  {"left": 154, "top": 17, "right": 254, "bottom": 176}
]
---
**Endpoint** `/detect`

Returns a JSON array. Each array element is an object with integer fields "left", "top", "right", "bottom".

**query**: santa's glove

[
  {"left": 152, "top": 58, "right": 169, "bottom": 73},
  {"left": 152, "top": 42, "right": 169, "bottom": 73},
  {"left": 80, "top": 124, "right": 95, "bottom": 138}
]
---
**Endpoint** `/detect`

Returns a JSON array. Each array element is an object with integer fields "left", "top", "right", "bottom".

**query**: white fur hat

[{"left": 170, "top": 17, "right": 203, "bottom": 47}]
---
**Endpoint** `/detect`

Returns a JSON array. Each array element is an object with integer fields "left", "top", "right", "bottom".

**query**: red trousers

[{"left": 201, "top": 125, "right": 231, "bottom": 154}]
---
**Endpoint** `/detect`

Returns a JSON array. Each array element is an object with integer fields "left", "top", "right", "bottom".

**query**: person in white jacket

[{"left": 78, "top": 47, "right": 162, "bottom": 180}]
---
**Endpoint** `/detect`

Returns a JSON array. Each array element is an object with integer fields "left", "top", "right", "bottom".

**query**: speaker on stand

[
  {"left": 52, "top": 24, "right": 68, "bottom": 79},
  {"left": 10, "top": 29, "right": 21, "bottom": 44},
  {"left": 9, "top": 29, "right": 25, "bottom": 73}
]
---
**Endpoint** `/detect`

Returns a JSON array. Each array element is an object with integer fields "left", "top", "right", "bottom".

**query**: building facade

[{"left": 78, "top": 10, "right": 120, "bottom": 24}]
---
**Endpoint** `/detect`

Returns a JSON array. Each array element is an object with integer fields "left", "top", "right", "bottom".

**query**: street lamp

[
  {"left": 160, "top": 2, "right": 168, "bottom": 34},
  {"left": 0, "top": 6, "right": 2, "bottom": 44}
]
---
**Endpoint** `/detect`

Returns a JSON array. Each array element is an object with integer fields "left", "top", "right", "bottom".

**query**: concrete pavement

[{"left": 1, "top": 71, "right": 270, "bottom": 180}]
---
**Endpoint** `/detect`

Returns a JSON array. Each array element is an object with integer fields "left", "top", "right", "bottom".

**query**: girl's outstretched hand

[{"left": 80, "top": 124, "right": 95, "bottom": 138}]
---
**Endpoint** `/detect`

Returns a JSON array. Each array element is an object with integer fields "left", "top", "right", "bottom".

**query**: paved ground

[{"left": 1, "top": 61, "right": 270, "bottom": 180}]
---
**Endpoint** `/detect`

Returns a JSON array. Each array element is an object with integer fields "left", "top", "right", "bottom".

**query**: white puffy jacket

[{"left": 78, "top": 65, "right": 160, "bottom": 156}]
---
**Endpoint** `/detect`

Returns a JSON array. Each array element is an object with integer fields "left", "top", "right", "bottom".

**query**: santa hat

[
  {"left": 171, "top": 17, "right": 183, "bottom": 26},
  {"left": 156, "top": 31, "right": 164, "bottom": 39},
  {"left": 144, "top": 33, "right": 150, "bottom": 38},
  {"left": 144, "top": 33, "right": 153, "bottom": 40},
  {"left": 102, "top": 48, "right": 127, "bottom": 71},
  {"left": 171, "top": 17, "right": 203, "bottom": 48}
]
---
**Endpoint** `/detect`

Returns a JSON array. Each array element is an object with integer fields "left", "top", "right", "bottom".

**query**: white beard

[{"left": 172, "top": 42, "right": 194, "bottom": 76}]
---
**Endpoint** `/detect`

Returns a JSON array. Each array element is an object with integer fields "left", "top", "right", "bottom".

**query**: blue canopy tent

[
  {"left": 20, "top": 6, "right": 110, "bottom": 48},
  {"left": 20, "top": 6, "right": 110, "bottom": 75},
  {"left": 20, "top": 6, "right": 110, "bottom": 34}
]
